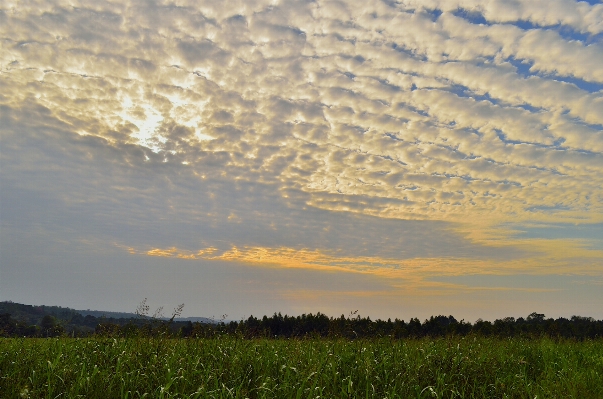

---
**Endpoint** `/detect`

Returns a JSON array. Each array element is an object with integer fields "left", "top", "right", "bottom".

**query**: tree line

[
  {"left": 1, "top": 301, "right": 602, "bottom": 339},
  {"left": 189, "top": 312, "right": 603, "bottom": 340}
]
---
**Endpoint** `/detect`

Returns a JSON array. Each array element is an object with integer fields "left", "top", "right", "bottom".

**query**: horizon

[
  {"left": 3, "top": 299, "right": 601, "bottom": 324},
  {"left": 1, "top": 0, "right": 602, "bottom": 322}
]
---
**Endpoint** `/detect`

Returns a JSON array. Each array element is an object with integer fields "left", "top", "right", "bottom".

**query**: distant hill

[
  {"left": 75, "top": 309, "right": 141, "bottom": 319},
  {"left": 0, "top": 301, "right": 80, "bottom": 325},
  {"left": 0, "top": 301, "right": 215, "bottom": 325},
  {"left": 76, "top": 309, "right": 214, "bottom": 324}
]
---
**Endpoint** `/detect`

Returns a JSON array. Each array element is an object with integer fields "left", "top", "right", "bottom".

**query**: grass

[{"left": 1, "top": 336, "right": 602, "bottom": 398}]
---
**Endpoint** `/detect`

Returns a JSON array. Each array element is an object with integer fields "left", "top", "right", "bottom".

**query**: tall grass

[{"left": 1, "top": 336, "right": 602, "bottom": 398}]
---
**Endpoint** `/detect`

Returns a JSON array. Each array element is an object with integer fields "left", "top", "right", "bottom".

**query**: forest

[{"left": 2, "top": 301, "right": 602, "bottom": 339}]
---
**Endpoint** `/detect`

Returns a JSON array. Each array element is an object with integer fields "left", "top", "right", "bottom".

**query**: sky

[{"left": 1, "top": 0, "right": 602, "bottom": 322}]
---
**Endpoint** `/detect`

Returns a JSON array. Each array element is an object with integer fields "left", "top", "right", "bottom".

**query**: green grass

[{"left": 1, "top": 337, "right": 602, "bottom": 398}]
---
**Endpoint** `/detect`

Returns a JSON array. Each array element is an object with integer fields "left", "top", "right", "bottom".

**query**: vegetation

[
  {"left": 2, "top": 300, "right": 603, "bottom": 339},
  {"left": 2, "top": 302, "right": 602, "bottom": 397},
  {"left": 222, "top": 312, "right": 603, "bottom": 340},
  {"left": 2, "top": 336, "right": 602, "bottom": 398}
]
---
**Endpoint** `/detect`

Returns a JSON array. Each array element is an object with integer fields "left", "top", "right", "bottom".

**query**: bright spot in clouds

[
  {"left": 1, "top": 0, "right": 602, "bottom": 320},
  {"left": 122, "top": 103, "right": 165, "bottom": 152}
]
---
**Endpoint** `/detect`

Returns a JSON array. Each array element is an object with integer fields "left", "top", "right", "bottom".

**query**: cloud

[
  {"left": 1, "top": 0, "right": 602, "bottom": 318},
  {"left": 3, "top": 1, "right": 602, "bottom": 222},
  {"left": 132, "top": 238, "right": 603, "bottom": 289}
]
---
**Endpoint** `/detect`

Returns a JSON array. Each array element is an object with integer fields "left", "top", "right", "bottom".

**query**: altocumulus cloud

[{"left": 1, "top": 0, "right": 602, "bottom": 318}]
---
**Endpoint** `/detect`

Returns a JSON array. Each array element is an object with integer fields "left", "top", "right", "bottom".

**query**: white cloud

[
  {"left": 1, "top": 0, "right": 602, "bottom": 242},
  {"left": 400, "top": 0, "right": 603, "bottom": 35}
]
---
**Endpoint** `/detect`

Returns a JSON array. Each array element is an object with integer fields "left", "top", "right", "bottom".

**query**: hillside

[{"left": 0, "top": 301, "right": 213, "bottom": 324}]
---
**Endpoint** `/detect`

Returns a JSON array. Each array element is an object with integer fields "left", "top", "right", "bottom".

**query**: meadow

[{"left": 1, "top": 336, "right": 602, "bottom": 398}]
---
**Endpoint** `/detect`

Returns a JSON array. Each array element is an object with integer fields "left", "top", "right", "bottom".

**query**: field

[{"left": 2, "top": 337, "right": 602, "bottom": 398}]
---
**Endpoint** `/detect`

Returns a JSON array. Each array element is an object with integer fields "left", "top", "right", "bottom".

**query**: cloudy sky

[{"left": 1, "top": 0, "right": 602, "bottom": 321}]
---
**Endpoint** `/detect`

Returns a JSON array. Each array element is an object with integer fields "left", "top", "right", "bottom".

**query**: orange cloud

[
  {"left": 145, "top": 247, "right": 219, "bottom": 259},
  {"left": 130, "top": 240, "right": 603, "bottom": 281}
]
